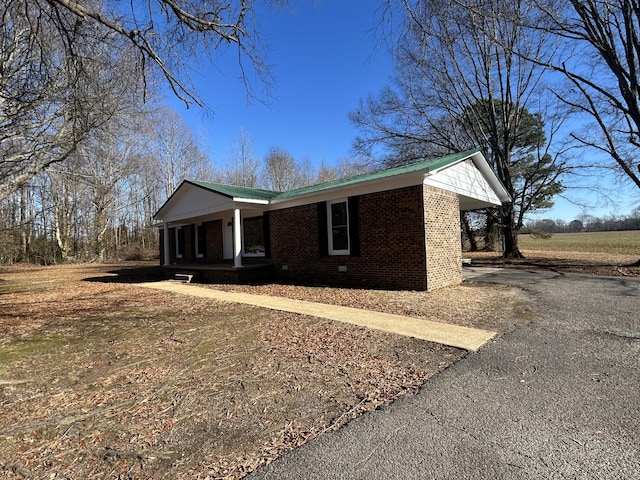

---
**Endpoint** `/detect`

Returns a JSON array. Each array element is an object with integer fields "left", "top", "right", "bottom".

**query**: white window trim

[
  {"left": 241, "top": 216, "right": 266, "bottom": 257},
  {"left": 175, "top": 226, "right": 183, "bottom": 259},
  {"left": 194, "top": 224, "right": 204, "bottom": 258},
  {"left": 328, "top": 199, "right": 350, "bottom": 255}
]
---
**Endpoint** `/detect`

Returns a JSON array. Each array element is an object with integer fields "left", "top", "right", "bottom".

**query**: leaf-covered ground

[{"left": 0, "top": 263, "right": 525, "bottom": 479}]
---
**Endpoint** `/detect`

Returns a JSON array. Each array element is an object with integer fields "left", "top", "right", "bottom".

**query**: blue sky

[
  {"left": 166, "top": 1, "right": 639, "bottom": 222},
  {"left": 167, "top": 1, "right": 391, "bottom": 167}
]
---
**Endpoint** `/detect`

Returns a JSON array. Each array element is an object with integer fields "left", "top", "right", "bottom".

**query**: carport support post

[
  {"left": 233, "top": 208, "right": 243, "bottom": 268},
  {"left": 163, "top": 223, "right": 170, "bottom": 266}
]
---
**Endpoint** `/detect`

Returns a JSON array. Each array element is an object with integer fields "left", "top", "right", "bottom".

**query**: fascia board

[
  {"left": 154, "top": 182, "right": 186, "bottom": 220},
  {"left": 232, "top": 197, "right": 270, "bottom": 205},
  {"left": 268, "top": 171, "right": 428, "bottom": 210},
  {"left": 469, "top": 152, "right": 511, "bottom": 203}
]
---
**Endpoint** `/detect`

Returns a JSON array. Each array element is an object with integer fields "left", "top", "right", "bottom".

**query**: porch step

[{"left": 173, "top": 273, "right": 193, "bottom": 283}]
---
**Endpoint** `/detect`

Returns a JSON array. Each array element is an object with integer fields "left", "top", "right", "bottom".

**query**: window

[
  {"left": 175, "top": 226, "right": 184, "bottom": 258},
  {"left": 194, "top": 224, "right": 205, "bottom": 258},
  {"left": 242, "top": 216, "right": 265, "bottom": 256},
  {"left": 328, "top": 200, "right": 350, "bottom": 255}
]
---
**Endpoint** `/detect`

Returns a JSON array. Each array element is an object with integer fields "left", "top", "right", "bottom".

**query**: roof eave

[
  {"left": 233, "top": 197, "right": 270, "bottom": 205},
  {"left": 153, "top": 179, "right": 190, "bottom": 220},
  {"left": 468, "top": 151, "right": 512, "bottom": 203},
  {"left": 270, "top": 169, "right": 431, "bottom": 205}
]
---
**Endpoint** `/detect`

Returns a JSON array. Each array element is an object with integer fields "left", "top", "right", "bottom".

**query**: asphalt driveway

[{"left": 248, "top": 268, "right": 640, "bottom": 479}]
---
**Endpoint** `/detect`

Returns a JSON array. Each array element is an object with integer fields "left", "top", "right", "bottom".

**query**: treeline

[
  {"left": 0, "top": 115, "right": 366, "bottom": 266},
  {"left": 523, "top": 209, "right": 640, "bottom": 234},
  {"left": 1, "top": 2, "right": 371, "bottom": 267}
]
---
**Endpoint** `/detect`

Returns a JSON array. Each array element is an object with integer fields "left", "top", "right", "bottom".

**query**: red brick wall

[
  {"left": 270, "top": 186, "right": 429, "bottom": 290},
  {"left": 423, "top": 185, "right": 462, "bottom": 290},
  {"left": 160, "top": 184, "right": 463, "bottom": 290},
  {"left": 167, "top": 222, "right": 224, "bottom": 264},
  {"left": 269, "top": 202, "right": 320, "bottom": 279}
]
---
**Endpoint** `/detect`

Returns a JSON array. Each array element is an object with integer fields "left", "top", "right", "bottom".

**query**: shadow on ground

[
  {"left": 469, "top": 257, "right": 639, "bottom": 277},
  {"left": 83, "top": 265, "right": 168, "bottom": 284}
]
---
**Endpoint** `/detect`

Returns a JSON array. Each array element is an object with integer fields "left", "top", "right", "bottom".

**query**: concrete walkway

[{"left": 137, "top": 281, "right": 496, "bottom": 351}]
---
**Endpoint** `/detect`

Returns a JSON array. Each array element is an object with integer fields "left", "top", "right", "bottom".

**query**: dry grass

[
  {"left": 519, "top": 231, "right": 640, "bottom": 256},
  {"left": 467, "top": 231, "right": 640, "bottom": 276},
  {"left": 0, "top": 263, "right": 525, "bottom": 479}
]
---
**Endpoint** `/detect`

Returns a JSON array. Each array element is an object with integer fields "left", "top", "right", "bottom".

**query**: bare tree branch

[{"left": 522, "top": 0, "right": 640, "bottom": 188}]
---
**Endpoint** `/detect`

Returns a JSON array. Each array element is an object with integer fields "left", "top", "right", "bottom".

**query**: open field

[
  {"left": 519, "top": 231, "right": 640, "bottom": 270},
  {"left": 0, "top": 263, "right": 525, "bottom": 479},
  {"left": 469, "top": 231, "right": 640, "bottom": 276},
  {"left": 519, "top": 230, "right": 640, "bottom": 257}
]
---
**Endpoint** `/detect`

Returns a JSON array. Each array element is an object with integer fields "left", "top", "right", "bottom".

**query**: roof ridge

[
  {"left": 187, "top": 179, "right": 278, "bottom": 194},
  {"left": 185, "top": 180, "right": 280, "bottom": 200}
]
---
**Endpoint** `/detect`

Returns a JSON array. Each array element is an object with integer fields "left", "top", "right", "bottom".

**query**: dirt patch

[{"left": 0, "top": 263, "right": 526, "bottom": 479}]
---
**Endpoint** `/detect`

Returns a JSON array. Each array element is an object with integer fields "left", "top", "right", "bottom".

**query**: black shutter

[
  {"left": 348, "top": 196, "right": 360, "bottom": 257},
  {"left": 317, "top": 201, "right": 328, "bottom": 257},
  {"left": 263, "top": 212, "right": 271, "bottom": 258}
]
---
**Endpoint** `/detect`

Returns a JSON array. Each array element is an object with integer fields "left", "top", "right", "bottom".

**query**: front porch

[{"left": 163, "top": 263, "right": 275, "bottom": 284}]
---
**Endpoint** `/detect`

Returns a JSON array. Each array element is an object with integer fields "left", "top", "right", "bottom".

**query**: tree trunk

[
  {"left": 501, "top": 204, "right": 524, "bottom": 259},
  {"left": 482, "top": 208, "right": 500, "bottom": 251},
  {"left": 19, "top": 187, "right": 29, "bottom": 261},
  {"left": 53, "top": 204, "right": 73, "bottom": 261},
  {"left": 461, "top": 212, "right": 478, "bottom": 251}
]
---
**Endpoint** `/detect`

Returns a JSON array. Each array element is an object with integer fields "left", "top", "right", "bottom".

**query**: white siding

[
  {"left": 159, "top": 185, "right": 236, "bottom": 223},
  {"left": 424, "top": 160, "right": 502, "bottom": 209}
]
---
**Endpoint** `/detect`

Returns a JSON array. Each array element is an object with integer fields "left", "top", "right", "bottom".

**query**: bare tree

[
  {"left": 1, "top": 0, "right": 283, "bottom": 201},
  {"left": 529, "top": 0, "right": 640, "bottom": 189},
  {"left": 353, "top": 0, "right": 568, "bottom": 257},
  {"left": 146, "top": 108, "right": 215, "bottom": 199},
  {"left": 315, "top": 158, "right": 371, "bottom": 183},
  {"left": 48, "top": 165, "right": 89, "bottom": 261},
  {"left": 0, "top": 0, "right": 135, "bottom": 201},
  {"left": 519, "top": 0, "right": 640, "bottom": 263},
  {"left": 461, "top": 212, "right": 479, "bottom": 251},
  {"left": 45, "top": 0, "right": 279, "bottom": 107},
  {"left": 219, "top": 127, "right": 261, "bottom": 187},
  {"left": 262, "top": 147, "right": 312, "bottom": 191}
]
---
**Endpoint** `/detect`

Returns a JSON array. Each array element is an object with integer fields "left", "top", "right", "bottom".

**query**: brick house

[{"left": 154, "top": 149, "right": 510, "bottom": 291}]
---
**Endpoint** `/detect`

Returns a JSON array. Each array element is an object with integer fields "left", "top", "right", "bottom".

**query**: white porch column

[
  {"left": 163, "top": 223, "right": 170, "bottom": 266},
  {"left": 233, "top": 208, "right": 243, "bottom": 268}
]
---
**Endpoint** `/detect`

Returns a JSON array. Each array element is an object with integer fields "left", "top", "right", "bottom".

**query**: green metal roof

[
  {"left": 155, "top": 150, "right": 487, "bottom": 219},
  {"left": 190, "top": 150, "right": 480, "bottom": 201},
  {"left": 274, "top": 149, "right": 480, "bottom": 199},
  {"left": 186, "top": 180, "right": 280, "bottom": 200}
]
